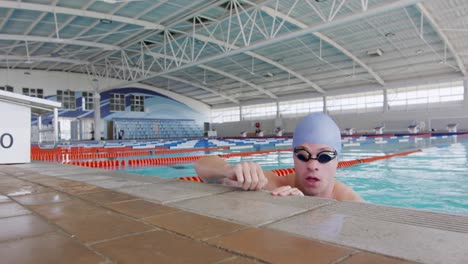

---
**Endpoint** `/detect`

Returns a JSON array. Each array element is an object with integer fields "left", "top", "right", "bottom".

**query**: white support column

[
  {"left": 464, "top": 79, "right": 468, "bottom": 109},
  {"left": 38, "top": 115, "right": 42, "bottom": 143},
  {"left": 323, "top": 96, "right": 327, "bottom": 114},
  {"left": 239, "top": 105, "right": 243, "bottom": 121},
  {"left": 383, "top": 88, "right": 389, "bottom": 113},
  {"left": 53, "top": 108, "right": 59, "bottom": 142},
  {"left": 276, "top": 100, "right": 280, "bottom": 119},
  {"left": 93, "top": 92, "right": 101, "bottom": 141}
]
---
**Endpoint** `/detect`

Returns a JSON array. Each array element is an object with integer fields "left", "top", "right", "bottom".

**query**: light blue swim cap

[{"left": 292, "top": 113, "right": 342, "bottom": 155}]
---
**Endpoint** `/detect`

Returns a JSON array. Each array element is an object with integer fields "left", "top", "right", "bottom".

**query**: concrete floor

[{"left": 0, "top": 162, "right": 467, "bottom": 264}]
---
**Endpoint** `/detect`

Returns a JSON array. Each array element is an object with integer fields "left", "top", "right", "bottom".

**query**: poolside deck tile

[
  {"left": 0, "top": 202, "right": 31, "bottom": 218},
  {"left": 216, "top": 256, "right": 259, "bottom": 264},
  {"left": 267, "top": 206, "right": 468, "bottom": 264},
  {"left": 92, "top": 230, "right": 233, "bottom": 264},
  {"left": 0, "top": 195, "right": 10, "bottom": 203},
  {"left": 0, "top": 183, "right": 49, "bottom": 197},
  {"left": 86, "top": 178, "right": 153, "bottom": 189},
  {"left": 55, "top": 211, "right": 155, "bottom": 243},
  {"left": 57, "top": 183, "right": 108, "bottom": 195},
  {"left": 60, "top": 174, "right": 113, "bottom": 182},
  {"left": 0, "top": 214, "right": 55, "bottom": 242},
  {"left": 207, "top": 228, "right": 353, "bottom": 264},
  {"left": 144, "top": 210, "right": 245, "bottom": 240},
  {"left": 37, "top": 168, "right": 100, "bottom": 176},
  {"left": 0, "top": 177, "right": 29, "bottom": 186},
  {"left": 12, "top": 191, "right": 72, "bottom": 206},
  {"left": 105, "top": 199, "right": 179, "bottom": 219},
  {"left": 219, "top": 190, "right": 334, "bottom": 210},
  {"left": 2, "top": 163, "right": 467, "bottom": 264},
  {"left": 31, "top": 199, "right": 109, "bottom": 220},
  {"left": 2, "top": 169, "right": 37, "bottom": 177},
  {"left": 340, "top": 252, "right": 418, "bottom": 264},
  {"left": 22, "top": 175, "right": 59, "bottom": 182},
  {"left": 0, "top": 232, "right": 105, "bottom": 264},
  {"left": 117, "top": 181, "right": 234, "bottom": 204},
  {"left": 14, "top": 174, "right": 54, "bottom": 180},
  {"left": 77, "top": 189, "right": 138, "bottom": 204},
  {"left": 31, "top": 178, "right": 84, "bottom": 189},
  {"left": 169, "top": 191, "right": 308, "bottom": 226}
]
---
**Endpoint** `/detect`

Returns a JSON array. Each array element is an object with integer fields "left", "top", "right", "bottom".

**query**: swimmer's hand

[
  {"left": 271, "top": 186, "right": 304, "bottom": 196},
  {"left": 221, "top": 161, "right": 268, "bottom": 191}
]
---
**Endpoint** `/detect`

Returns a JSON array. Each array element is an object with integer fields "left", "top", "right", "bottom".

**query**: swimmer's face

[{"left": 293, "top": 143, "right": 338, "bottom": 197}]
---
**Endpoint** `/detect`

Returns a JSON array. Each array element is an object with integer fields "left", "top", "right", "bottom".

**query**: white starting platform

[
  {"left": 0, "top": 90, "right": 61, "bottom": 164},
  {"left": 344, "top": 128, "right": 355, "bottom": 135},
  {"left": 408, "top": 125, "right": 419, "bottom": 134},
  {"left": 446, "top": 123, "right": 458, "bottom": 133},
  {"left": 207, "top": 130, "right": 217, "bottom": 138},
  {"left": 374, "top": 126, "right": 385, "bottom": 135}
]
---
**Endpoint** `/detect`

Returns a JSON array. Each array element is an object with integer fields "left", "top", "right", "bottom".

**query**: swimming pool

[{"left": 119, "top": 135, "right": 468, "bottom": 215}]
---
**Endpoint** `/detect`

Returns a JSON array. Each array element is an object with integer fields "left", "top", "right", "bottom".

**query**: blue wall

[
  {"left": 33, "top": 87, "right": 208, "bottom": 124},
  {"left": 31, "top": 87, "right": 209, "bottom": 127}
]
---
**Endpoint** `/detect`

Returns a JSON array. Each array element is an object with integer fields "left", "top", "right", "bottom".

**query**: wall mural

[{"left": 32, "top": 87, "right": 208, "bottom": 139}]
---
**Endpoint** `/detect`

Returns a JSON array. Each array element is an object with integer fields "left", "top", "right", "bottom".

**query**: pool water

[
  {"left": 340, "top": 143, "right": 468, "bottom": 215},
  {"left": 121, "top": 136, "right": 468, "bottom": 215}
]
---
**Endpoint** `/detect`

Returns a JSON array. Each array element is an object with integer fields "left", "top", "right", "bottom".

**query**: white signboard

[{"left": 0, "top": 102, "right": 31, "bottom": 164}]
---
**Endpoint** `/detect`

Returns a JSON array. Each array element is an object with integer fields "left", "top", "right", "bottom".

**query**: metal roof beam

[
  {"left": 0, "top": 55, "right": 89, "bottom": 65},
  {"left": 0, "top": 34, "right": 119, "bottom": 51},
  {"left": 148, "top": 51, "right": 277, "bottom": 99},
  {"left": 108, "top": 0, "right": 422, "bottom": 89},
  {"left": 163, "top": 75, "right": 240, "bottom": 104},
  {"left": 193, "top": 33, "right": 325, "bottom": 94},
  {"left": 0, "top": 1, "right": 164, "bottom": 30},
  {"left": 258, "top": 4, "right": 385, "bottom": 85},
  {"left": 416, "top": 3, "right": 466, "bottom": 76}
]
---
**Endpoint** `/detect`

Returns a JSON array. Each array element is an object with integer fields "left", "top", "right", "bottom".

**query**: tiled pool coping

[{"left": 1, "top": 162, "right": 466, "bottom": 263}]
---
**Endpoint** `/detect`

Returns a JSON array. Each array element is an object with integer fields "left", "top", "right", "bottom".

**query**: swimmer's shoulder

[
  {"left": 333, "top": 180, "right": 365, "bottom": 202},
  {"left": 263, "top": 170, "right": 295, "bottom": 190}
]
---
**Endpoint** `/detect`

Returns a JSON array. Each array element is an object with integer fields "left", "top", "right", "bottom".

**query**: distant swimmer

[{"left": 195, "top": 113, "right": 363, "bottom": 202}]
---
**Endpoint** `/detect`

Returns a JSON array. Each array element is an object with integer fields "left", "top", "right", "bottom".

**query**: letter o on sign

[{"left": 1, "top": 133, "right": 13, "bottom": 149}]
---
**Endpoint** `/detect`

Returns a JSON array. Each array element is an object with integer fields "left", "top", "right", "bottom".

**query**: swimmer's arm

[
  {"left": 333, "top": 180, "right": 365, "bottom": 202},
  {"left": 194, "top": 155, "right": 281, "bottom": 191},
  {"left": 193, "top": 155, "right": 231, "bottom": 184}
]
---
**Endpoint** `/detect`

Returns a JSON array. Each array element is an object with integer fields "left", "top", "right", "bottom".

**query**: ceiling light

[
  {"left": 25, "top": 60, "right": 34, "bottom": 64},
  {"left": 99, "top": 19, "right": 112, "bottom": 24},
  {"left": 263, "top": 72, "right": 274, "bottom": 78},
  {"left": 367, "top": 48, "right": 384, "bottom": 57}
]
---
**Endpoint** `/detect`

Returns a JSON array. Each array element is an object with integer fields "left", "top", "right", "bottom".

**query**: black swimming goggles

[{"left": 293, "top": 148, "right": 337, "bottom": 164}]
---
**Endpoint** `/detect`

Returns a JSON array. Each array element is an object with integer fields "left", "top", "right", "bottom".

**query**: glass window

[
  {"left": 212, "top": 107, "right": 240, "bottom": 123},
  {"left": 242, "top": 103, "right": 277, "bottom": 120},
  {"left": 130, "top": 95, "right": 145, "bottom": 112},
  {"left": 387, "top": 81, "right": 464, "bottom": 110},
  {"left": 57, "top": 90, "right": 76, "bottom": 110},
  {"left": 279, "top": 97, "right": 323, "bottom": 117},
  {"left": 0, "top": 85, "right": 13, "bottom": 92},
  {"left": 327, "top": 91, "right": 383, "bottom": 113},
  {"left": 82, "top": 92, "right": 94, "bottom": 111},
  {"left": 22, "top": 88, "right": 44, "bottom": 98},
  {"left": 110, "top": 93, "right": 125, "bottom": 112}
]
